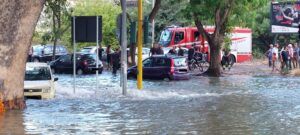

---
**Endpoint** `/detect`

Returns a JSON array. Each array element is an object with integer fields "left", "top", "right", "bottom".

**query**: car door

[
  {"left": 142, "top": 58, "right": 153, "bottom": 78},
  {"left": 56, "top": 55, "right": 72, "bottom": 72},
  {"left": 152, "top": 57, "right": 169, "bottom": 78}
]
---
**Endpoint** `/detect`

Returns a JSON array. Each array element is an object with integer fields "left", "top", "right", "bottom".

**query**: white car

[
  {"left": 24, "top": 62, "right": 58, "bottom": 99},
  {"left": 80, "top": 46, "right": 114, "bottom": 61}
]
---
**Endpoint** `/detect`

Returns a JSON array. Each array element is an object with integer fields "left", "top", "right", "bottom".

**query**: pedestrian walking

[
  {"left": 106, "top": 45, "right": 112, "bottom": 70},
  {"left": 98, "top": 46, "right": 104, "bottom": 61},
  {"left": 293, "top": 43, "right": 299, "bottom": 68},
  {"left": 272, "top": 44, "right": 279, "bottom": 72},
  {"left": 288, "top": 44, "right": 294, "bottom": 70},
  {"left": 280, "top": 46, "right": 289, "bottom": 71},
  {"left": 265, "top": 44, "right": 273, "bottom": 68},
  {"left": 188, "top": 44, "right": 196, "bottom": 62},
  {"left": 111, "top": 48, "right": 121, "bottom": 74}
]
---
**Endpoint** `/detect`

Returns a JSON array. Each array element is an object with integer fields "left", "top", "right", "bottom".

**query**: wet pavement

[{"left": 1, "top": 70, "right": 300, "bottom": 134}]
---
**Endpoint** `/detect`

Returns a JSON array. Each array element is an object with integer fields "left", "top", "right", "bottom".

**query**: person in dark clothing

[
  {"left": 150, "top": 43, "right": 159, "bottom": 56},
  {"left": 106, "top": 45, "right": 112, "bottom": 70},
  {"left": 168, "top": 46, "right": 177, "bottom": 55},
  {"left": 280, "top": 46, "right": 289, "bottom": 71},
  {"left": 178, "top": 45, "right": 184, "bottom": 56},
  {"left": 98, "top": 46, "right": 104, "bottom": 61},
  {"left": 111, "top": 48, "right": 121, "bottom": 74},
  {"left": 157, "top": 45, "right": 164, "bottom": 55},
  {"left": 188, "top": 45, "right": 196, "bottom": 61}
]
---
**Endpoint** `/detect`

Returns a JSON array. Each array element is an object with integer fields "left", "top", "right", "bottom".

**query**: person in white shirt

[{"left": 272, "top": 44, "right": 279, "bottom": 72}]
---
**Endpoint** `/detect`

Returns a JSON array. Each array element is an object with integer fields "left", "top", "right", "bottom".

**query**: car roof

[{"left": 26, "top": 62, "right": 49, "bottom": 67}]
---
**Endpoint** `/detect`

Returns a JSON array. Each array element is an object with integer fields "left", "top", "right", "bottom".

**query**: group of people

[
  {"left": 98, "top": 45, "right": 121, "bottom": 74},
  {"left": 149, "top": 43, "right": 185, "bottom": 57},
  {"left": 266, "top": 43, "right": 300, "bottom": 72}
]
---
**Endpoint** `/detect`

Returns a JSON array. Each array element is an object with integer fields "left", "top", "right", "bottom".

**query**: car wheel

[
  {"left": 33, "top": 58, "right": 39, "bottom": 62},
  {"left": 76, "top": 68, "right": 83, "bottom": 75}
]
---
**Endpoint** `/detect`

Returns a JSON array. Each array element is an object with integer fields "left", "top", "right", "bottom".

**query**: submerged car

[
  {"left": 24, "top": 62, "right": 58, "bottom": 99},
  {"left": 127, "top": 55, "right": 190, "bottom": 80},
  {"left": 49, "top": 53, "right": 103, "bottom": 75}
]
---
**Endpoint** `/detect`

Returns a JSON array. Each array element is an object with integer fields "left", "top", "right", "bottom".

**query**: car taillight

[
  {"left": 83, "top": 60, "right": 88, "bottom": 66},
  {"left": 170, "top": 59, "right": 175, "bottom": 74}
]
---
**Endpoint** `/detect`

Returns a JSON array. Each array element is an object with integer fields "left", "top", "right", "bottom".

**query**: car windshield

[
  {"left": 25, "top": 66, "right": 51, "bottom": 81},
  {"left": 80, "top": 48, "right": 92, "bottom": 54},
  {"left": 173, "top": 58, "right": 187, "bottom": 67},
  {"left": 159, "top": 30, "right": 172, "bottom": 47}
]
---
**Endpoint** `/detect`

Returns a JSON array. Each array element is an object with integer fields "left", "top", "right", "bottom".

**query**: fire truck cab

[{"left": 159, "top": 26, "right": 252, "bottom": 63}]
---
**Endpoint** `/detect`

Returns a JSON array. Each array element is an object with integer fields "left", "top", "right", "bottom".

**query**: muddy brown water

[{"left": 1, "top": 71, "right": 300, "bottom": 134}]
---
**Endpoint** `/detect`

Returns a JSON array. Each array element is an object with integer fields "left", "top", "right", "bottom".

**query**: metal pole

[
  {"left": 96, "top": 16, "right": 99, "bottom": 90},
  {"left": 73, "top": 17, "right": 76, "bottom": 94},
  {"left": 121, "top": 0, "right": 127, "bottom": 95},
  {"left": 137, "top": 0, "right": 143, "bottom": 90},
  {"left": 151, "top": 0, "right": 155, "bottom": 47}
]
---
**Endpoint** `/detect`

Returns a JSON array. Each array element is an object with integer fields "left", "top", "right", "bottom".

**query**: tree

[
  {"left": 44, "top": 0, "right": 70, "bottom": 61},
  {"left": 0, "top": 0, "right": 45, "bottom": 110},
  {"left": 189, "top": 0, "right": 268, "bottom": 76}
]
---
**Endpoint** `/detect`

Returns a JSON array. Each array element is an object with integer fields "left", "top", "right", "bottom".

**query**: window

[
  {"left": 59, "top": 55, "right": 71, "bottom": 62},
  {"left": 174, "top": 32, "right": 184, "bottom": 44},
  {"left": 153, "top": 58, "right": 169, "bottom": 67},
  {"left": 143, "top": 58, "right": 152, "bottom": 67},
  {"left": 25, "top": 66, "right": 51, "bottom": 80}
]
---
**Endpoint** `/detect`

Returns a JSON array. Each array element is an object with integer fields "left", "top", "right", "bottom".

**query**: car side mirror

[{"left": 54, "top": 77, "right": 58, "bottom": 82}]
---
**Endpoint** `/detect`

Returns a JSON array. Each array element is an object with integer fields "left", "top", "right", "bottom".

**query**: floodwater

[{"left": 1, "top": 72, "right": 300, "bottom": 134}]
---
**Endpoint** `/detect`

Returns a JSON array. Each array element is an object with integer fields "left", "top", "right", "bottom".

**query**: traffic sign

[{"left": 127, "top": 0, "right": 137, "bottom": 7}]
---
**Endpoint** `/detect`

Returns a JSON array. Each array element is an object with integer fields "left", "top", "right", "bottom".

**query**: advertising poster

[{"left": 271, "top": 2, "right": 300, "bottom": 33}]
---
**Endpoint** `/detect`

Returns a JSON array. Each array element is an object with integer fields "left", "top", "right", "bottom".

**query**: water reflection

[
  {"left": 0, "top": 110, "right": 25, "bottom": 135},
  {"left": 2, "top": 71, "right": 300, "bottom": 134}
]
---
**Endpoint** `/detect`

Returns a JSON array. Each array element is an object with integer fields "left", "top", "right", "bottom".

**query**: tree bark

[
  {"left": 0, "top": 0, "right": 45, "bottom": 110},
  {"left": 148, "top": 0, "right": 162, "bottom": 22}
]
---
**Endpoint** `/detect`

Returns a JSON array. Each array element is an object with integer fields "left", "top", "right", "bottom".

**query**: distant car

[
  {"left": 24, "top": 62, "right": 58, "bottom": 99},
  {"left": 32, "top": 44, "right": 68, "bottom": 62},
  {"left": 127, "top": 47, "right": 151, "bottom": 61},
  {"left": 49, "top": 53, "right": 103, "bottom": 75},
  {"left": 79, "top": 46, "right": 114, "bottom": 61},
  {"left": 127, "top": 55, "right": 190, "bottom": 80}
]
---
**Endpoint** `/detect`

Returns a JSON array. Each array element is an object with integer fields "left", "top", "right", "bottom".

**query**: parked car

[
  {"left": 24, "top": 62, "right": 58, "bottom": 99},
  {"left": 32, "top": 44, "right": 68, "bottom": 62},
  {"left": 127, "top": 47, "right": 151, "bottom": 62},
  {"left": 79, "top": 46, "right": 114, "bottom": 61},
  {"left": 127, "top": 55, "right": 190, "bottom": 80},
  {"left": 49, "top": 53, "right": 103, "bottom": 75}
]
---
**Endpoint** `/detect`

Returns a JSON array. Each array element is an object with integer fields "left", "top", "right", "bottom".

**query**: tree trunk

[
  {"left": 205, "top": 39, "right": 222, "bottom": 77},
  {"left": 129, "top": 43, "right": 136, "bottom": 66},
  {"left": 0, "top": 0, "right": 45, "bottom": 110}
]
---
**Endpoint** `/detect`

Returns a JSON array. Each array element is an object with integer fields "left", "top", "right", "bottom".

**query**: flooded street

[{"left": 1, "top": 71, "right": 300, "bottom": 134}]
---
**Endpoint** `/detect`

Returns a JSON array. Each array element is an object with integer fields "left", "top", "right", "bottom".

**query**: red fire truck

[{"left": 158, "top": 26, "right": 252, "bottom": 63}]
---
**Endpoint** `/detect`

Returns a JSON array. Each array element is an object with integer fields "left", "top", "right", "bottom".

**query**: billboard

[{"left": 271, "top": 2, "right": 300, "bottom": 33}]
